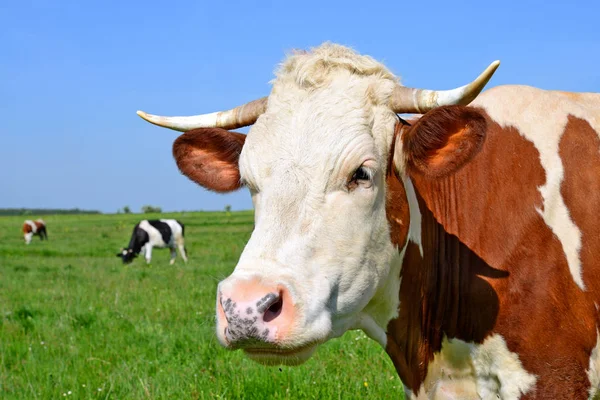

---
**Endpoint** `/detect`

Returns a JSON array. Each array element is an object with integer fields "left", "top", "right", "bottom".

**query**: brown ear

[
  {"left": 172, "top": 128, "right": 246, "bottom": 192},
  {"left": 401, "top": 105, "right": 487, "bottom": 178}
]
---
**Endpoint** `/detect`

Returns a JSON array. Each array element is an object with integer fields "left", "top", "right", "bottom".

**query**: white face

[{"left": 215, "top": 69, "right": 402, "bottom": 364}]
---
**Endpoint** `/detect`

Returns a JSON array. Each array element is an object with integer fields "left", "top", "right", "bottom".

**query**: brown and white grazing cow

[
  {"left": 137, "top": 44, "right": 600, "bottom": 398},
  {"left": 22, "top": 219, "right": 47, "bottom": 244}
]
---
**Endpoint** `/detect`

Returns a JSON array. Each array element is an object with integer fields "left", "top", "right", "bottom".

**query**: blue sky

[{"left": 2, "top": 0, "right": 598, "bottom": 213}]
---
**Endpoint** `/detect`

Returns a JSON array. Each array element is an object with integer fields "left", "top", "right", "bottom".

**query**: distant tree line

[
  {"left": 141, "top": 205, "right": 162, "bottom": 213},
  {"left": 0, "top": 208, "right": 101, "bottom": 216},
  {"left": 2, "top": 204, "right": 239, "bottom": 217},
  {"left": 116, "top": 205, "right": 162, "bottom": 214}
]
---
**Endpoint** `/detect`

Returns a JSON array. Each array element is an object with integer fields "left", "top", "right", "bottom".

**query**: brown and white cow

[
  {"left": 137, "top": 44, "right": 600, "bottom": 399},
  {"left": 22, "top": 219, "right": 48, "bottom": 244}
]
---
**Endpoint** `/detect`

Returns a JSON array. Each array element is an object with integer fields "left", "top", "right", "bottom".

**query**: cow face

[
  {"left": 170, "top": 47, "right": 487, "bottom": 365},
  {"left": 116, "top": 248, "right": 136, "bottom": 264}
]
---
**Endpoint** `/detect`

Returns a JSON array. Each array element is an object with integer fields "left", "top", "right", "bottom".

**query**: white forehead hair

[
  {"left": 272, "top": 42, "right": 400, "bottom": 91},
  {"left": 241, "top": 43, "right": 401, "bottom": 186}
]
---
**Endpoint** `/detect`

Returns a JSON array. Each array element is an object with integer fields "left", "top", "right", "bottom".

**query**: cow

[
  {"left": 116, "top": 219, "right": 188, "bottom": 265},
  {"left": 136, "top": 43, "right": 600, "bottom": 398},
  {"left": 22, "top": 219, "right": 47, "bottom": 244}
]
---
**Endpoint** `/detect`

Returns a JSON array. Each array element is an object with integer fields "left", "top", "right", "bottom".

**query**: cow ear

[
  {"left": 172, "top": 128, "right": 246, "bottom": 192},
  {"left": 399, "top": 105, "right": 487, "bottom": 178}
]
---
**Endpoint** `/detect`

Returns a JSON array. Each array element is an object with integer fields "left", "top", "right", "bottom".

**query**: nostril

[
  {"left": 263, "top": 297, "right": 283, "bottom": 323},
  {"left": 256, "top": 292, "right": 279, "bottom": 313}
]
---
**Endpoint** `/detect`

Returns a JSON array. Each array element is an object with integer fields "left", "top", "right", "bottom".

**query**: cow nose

[{"left": 217, "top": 281, "right": 293, "bottom": 346}]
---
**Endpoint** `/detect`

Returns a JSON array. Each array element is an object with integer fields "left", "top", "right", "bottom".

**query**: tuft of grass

[
  {"left": 71, "top": 312, "right": 96, "bottom": 329},
  {"left": 0, "top": 212, "right": 403, "bottom": 399}
]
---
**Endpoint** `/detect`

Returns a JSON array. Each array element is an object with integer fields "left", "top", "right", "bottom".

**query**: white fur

[
  {"left": 589, "top": 330, "right": 600, "bottom": 399},
  {"left": 355, "top": 249, "right": 404, "bottom": 347},
  {"left": 474, "top": 86, "right": 600, "bottom": 290},
  {"left": 411, "top": 335, "right": 537, "bottom": 399},
  {"left": 24, "top": 232, "right": 33, "bottom": 245},
  {"left": 352, "top": 312, "right": 388, "bottom": 347},
  {"left": 403, "top": 176, "right": 423, "bottom": 257}
]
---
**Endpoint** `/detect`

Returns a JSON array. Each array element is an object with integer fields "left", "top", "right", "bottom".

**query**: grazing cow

[
  {"left": 116, "top": 219, "right": 188, "bottom": 265},
  {"left": 137, "top": 44, "right": 600, "bottom": 398},
  {"left": 22, "top": 219, "right": 47, "bottom": 244}
]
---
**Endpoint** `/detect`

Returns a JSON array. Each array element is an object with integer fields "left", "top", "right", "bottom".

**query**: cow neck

[
  {"left": 383, "top": 122, "right": 510, "bottom": 392},
  {"left": 385, "top": 180, "right": 505, "bottom": 390},
  {"left": 127, "top": 225, "right": 147, "bottom": 255}
]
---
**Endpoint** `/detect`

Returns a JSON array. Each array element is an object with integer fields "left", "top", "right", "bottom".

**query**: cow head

[
  {"left": 138, "top": 44, "right": 498, "bottom": 365},
  {"left": 116, "top": 248, "right": 136, "bottom": 264}
]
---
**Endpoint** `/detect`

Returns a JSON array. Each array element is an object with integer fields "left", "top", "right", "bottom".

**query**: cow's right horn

[
  {"left": 137, "top": 97, "right": 268, "bottom": 132},
  {"left": 390, "top": 60, "right": 500, "bottom": 114}
]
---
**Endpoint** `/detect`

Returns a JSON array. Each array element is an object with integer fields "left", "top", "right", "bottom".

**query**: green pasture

[{"left": 0, "top": 212, "right": 403, "bottom": 399}]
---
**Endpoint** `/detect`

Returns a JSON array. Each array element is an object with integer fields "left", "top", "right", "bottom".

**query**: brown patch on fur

[
  {"left": 389, "top": 110, "right": 597, "bottom": 397},
  {"left": 560, "top": 116, "right": 600, "bottom": 317},
  {"left": 402, "top": 105, "right": 486, "bottom": 178},
  {"left": 173, "top": 128, "right": 246, "bottom": 193},
  {"left": 22, "top": 223, "right": 32, "bottom": 234}
]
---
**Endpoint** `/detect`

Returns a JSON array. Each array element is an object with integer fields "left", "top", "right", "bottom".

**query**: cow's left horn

[
  {"left": 390, "top": 60, "right": 500, "bottom": 114},
  {"left": 137, "top": 97, "right": 268, "bottom": 131}
]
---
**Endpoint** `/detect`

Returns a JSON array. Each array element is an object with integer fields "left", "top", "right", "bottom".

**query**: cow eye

[
  {"left": 353, "top": 167, "right": 371, "bottom": 181},
  {"left": 348, "top": 166, "right": 373, "bottom": 190}
]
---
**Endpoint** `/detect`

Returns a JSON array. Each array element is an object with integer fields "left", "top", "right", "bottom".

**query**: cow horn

[
  {"left": 390, "top": 60, "right": 500, "bottom": 114},
  {"left": 137, "top": 97, "right": 268, "bottom": 131}
]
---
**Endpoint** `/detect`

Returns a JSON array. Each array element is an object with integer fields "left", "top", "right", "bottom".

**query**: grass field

[{"left": 0, "top": 212, "right": 404, "bottom": 399}]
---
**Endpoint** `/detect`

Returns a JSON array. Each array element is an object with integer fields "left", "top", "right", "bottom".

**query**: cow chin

[
  {"left": 215, "top": 320, "right": 325, "bottom": 366},
  {"left": 243, "top": 343, "right": 318, "bottom": 366}
]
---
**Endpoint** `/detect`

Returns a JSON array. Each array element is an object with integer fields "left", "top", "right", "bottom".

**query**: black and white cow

[{"left": 116, "top": 219, "right": 188, "bottom": 264}]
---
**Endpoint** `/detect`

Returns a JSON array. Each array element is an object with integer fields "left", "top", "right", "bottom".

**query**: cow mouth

[{"left": 243, "top": 343, "right": 318, "bottom": 365}]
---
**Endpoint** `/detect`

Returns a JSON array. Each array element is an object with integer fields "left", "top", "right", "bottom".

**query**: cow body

[
  {"left": 140, "top": 44, "right": 600, "bottom": 398},
  {"left": 117, "top": 219, "right": 188, "bottom": 265},
  {"left": 22, "top": 219, "right": 47, "bottom": 244},
  {"left": 386, "top": 86, "right": 600, "bottom": 398}
]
